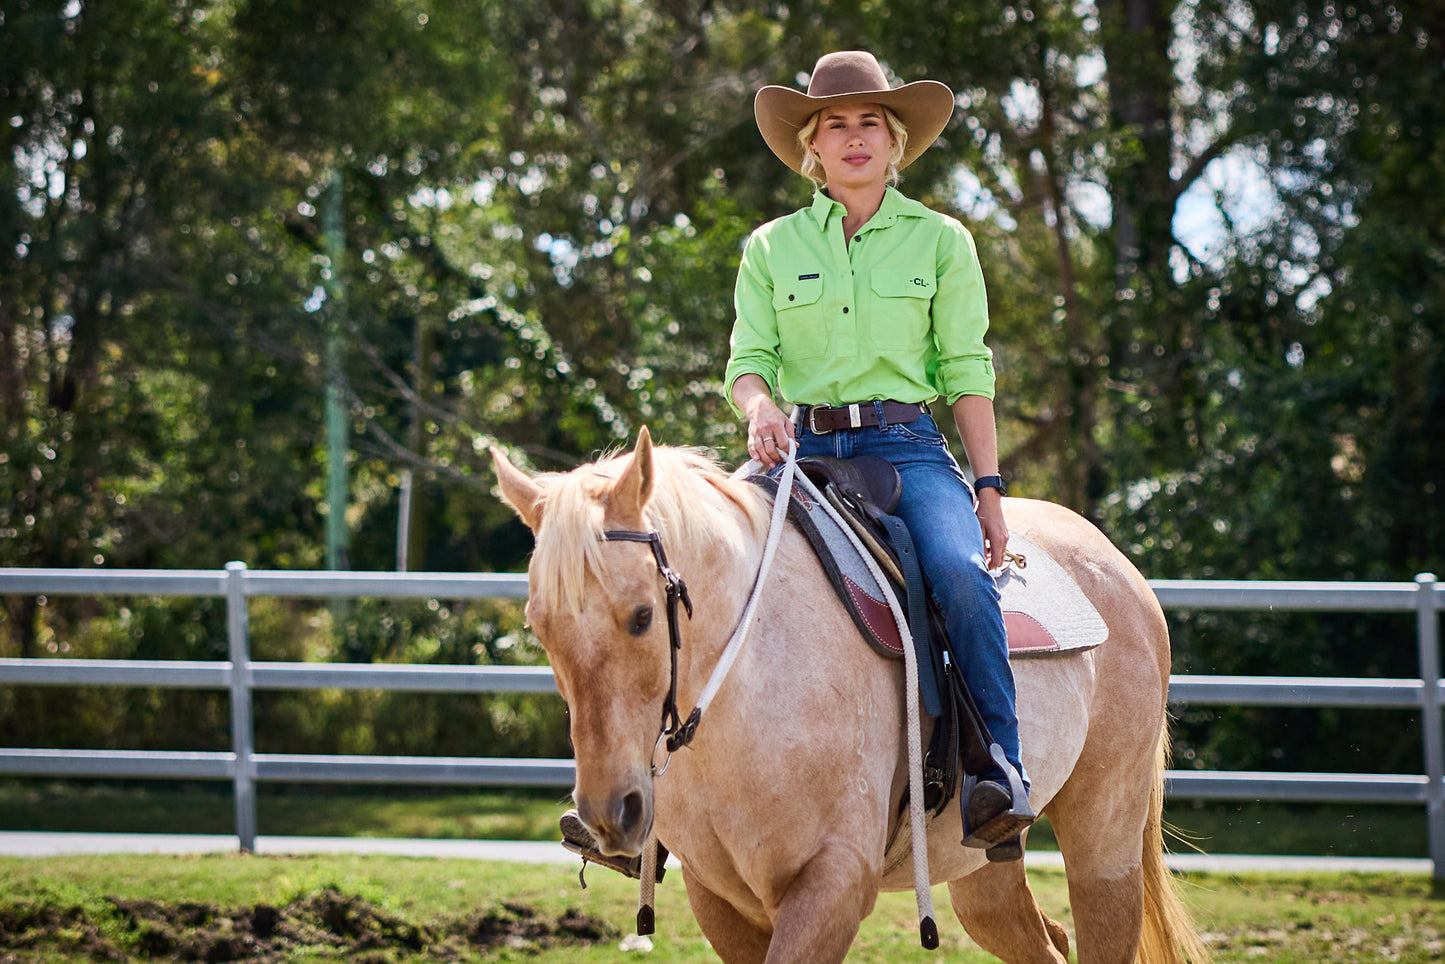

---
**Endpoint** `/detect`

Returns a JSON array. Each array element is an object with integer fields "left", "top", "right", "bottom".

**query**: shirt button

[
  {"left": 788, "top": 294, "right": 795, "bottom": 301},
  {"left": 842, "top": 307, "right": 849, "bottom": 314}
]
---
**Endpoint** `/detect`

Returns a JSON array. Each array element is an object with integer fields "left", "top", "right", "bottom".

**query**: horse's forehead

[
  {"left": 525, "top": 575, "right": 647, "bottom": 682},
  {"left": 577, "top": 467, "right": 634, "bottom": 513},
  {"left": 568, "top": 470, "right": 610, "bottom": 500},
  {"left": 528, "top": 526, "right": 655, "bottom": 620}
]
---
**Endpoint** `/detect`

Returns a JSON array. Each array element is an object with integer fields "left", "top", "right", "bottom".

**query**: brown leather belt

[{"left": 798, "top": 401, "right": 929, "bottom": 435}]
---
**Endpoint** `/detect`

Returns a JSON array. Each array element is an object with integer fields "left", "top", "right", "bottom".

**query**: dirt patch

[
  {"left": 0, "top": 902, "right": 124, "bottom": 962},
  {"left": 451, "top": 900, "right": 617, "bottom": 952},
  {"left": 0, "top": 887, "right": 618, "bottom": 962}
]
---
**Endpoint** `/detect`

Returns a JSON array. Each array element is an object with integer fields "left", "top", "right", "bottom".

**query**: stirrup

[
  {"left": 961, "top": 745, "right": 1035, "bottom": 850},
  {"left": 560, "top": 811, "right": 667, "bottom": 884}
]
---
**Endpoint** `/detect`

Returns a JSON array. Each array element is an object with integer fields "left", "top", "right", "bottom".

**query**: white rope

[
  {"left": 690, "top": 443, "right": 797, "bottom": 717},
  {"left": 638, "top": 445, "right": 798, "bottom": 931},
  {"left": 637, "top": 824, "right": 659, "bottom": 935},
  {"left": 789, "top": 470, "right": 936, "bottom": 940}
]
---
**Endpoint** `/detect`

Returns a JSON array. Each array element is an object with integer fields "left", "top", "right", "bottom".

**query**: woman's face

[
  {"left": 809, "top": 101, "right": 895, "bottom": 192},
  {"left": 809, "top": 102, "right": 894, "bottom": 192}
]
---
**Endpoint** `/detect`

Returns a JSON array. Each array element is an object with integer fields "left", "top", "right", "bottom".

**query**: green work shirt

[{"left": 723, "top": 187, "right": 995, "bottom": 417}]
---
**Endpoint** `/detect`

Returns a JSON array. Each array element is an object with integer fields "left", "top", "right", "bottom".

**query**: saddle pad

[
  {"left": 748, "top": 473, "right": 907, "bottom": 659},
  {"left": 997, "top": 533, "right": 1109, "bottom": 657}
]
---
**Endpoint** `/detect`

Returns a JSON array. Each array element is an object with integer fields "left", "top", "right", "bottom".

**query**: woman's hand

[
  {"left": 746, "top": 397, "right": 795, "bottom": 468},
  {"left": 975, "top": 488, "right": 1009, "bottom": 570},
  {"left": 734, "top": 377, "right": 795, "bottom": 469}
]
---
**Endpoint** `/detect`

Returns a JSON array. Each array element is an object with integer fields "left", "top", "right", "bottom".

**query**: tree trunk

[
  {"left": 1098, "top": 0, "right": 1188, "bottom": 494},
  {"left": 1099, "top": 0, "right": 1176, "bottom": 284}
]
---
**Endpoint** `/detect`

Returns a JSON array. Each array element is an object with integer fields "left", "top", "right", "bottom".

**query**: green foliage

[{"left": 1, "top": 0, "right": 1441, "bottom": 790}]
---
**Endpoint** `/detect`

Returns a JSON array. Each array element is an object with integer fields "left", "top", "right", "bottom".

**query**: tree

[{"left": 3, "top": 0, "right": 1441, "bottom": 779}]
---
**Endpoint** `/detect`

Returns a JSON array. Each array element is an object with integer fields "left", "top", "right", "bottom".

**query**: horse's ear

[
  {"left": 610, "top": 426, "right": 655, "bottom": 519},
  {"left": 490, "top": 445, "right": 545, "bottom": 532}
]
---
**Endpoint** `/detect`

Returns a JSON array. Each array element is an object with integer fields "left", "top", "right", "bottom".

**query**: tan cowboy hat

[{"left": 754, "top": 50, "right": 955, "bottom": 175}]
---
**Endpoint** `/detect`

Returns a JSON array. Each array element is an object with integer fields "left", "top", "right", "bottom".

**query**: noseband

[{"left": 600, "top": 529, "right": 698, "bottom": 758}]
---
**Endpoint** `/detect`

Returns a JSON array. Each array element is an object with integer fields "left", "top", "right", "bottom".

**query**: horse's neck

[{"left": 670, "top": 482, "right": 768, "bottom": 687}]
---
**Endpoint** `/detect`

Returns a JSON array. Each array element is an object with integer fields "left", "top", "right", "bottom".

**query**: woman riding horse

[
  {"left": 511, "top": 50, "right": 1211, "bottom": 964},
  {"left": 725, "top": 50, "right": 1031, "bottom": 855}
]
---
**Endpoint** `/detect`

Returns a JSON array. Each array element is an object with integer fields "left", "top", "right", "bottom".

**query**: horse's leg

[
  {"left": 1050, "top": 854, "right": 1143, "bottom": 964},
  {"left": 947, "top": 857, "right": 1069, "bottom": 964},
  {"left": 684, "top": 872, "right": 771, "bottom": 964},
  {"left": 760, "top": 848, "right": 874, "bottom": 964},
  {"left": 1044, "top": 729, "right": 1157, "bottom": 963}
]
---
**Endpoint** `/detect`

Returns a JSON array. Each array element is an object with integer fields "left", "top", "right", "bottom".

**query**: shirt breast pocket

[
  {"left": 869, "top": 269, "right": 933, "bottom": 351},
  {"left": 772, "top": 274, "right": 827, "bottom": 359}
]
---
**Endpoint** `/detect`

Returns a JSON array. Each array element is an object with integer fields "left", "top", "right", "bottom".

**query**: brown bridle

[{"left": 600, "top": 529, "right": 698, "bottom": 757}]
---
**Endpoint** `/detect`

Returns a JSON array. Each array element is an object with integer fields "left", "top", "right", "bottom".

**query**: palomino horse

[{"left": 492, "top": 428, "right": 1209, "bottom": 964}]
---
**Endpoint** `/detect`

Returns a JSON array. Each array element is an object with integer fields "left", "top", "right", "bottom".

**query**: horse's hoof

[{"left": 559, "top": 810, "right": 667, "bottom": 882}]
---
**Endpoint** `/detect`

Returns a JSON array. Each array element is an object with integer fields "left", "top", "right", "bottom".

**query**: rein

[
  {"left": 594, "top": 444, "right": 939, "bottom": 947},
  {"left": 600, "top": 445, "right": 799, "bottom": 767},
  {"left": 599, "top": 447, "right": 799, "bottom": 937}
]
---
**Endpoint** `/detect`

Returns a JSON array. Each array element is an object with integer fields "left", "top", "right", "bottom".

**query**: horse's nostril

[{"left": 621, "top": 789, "right": 646, "bottom": 832}]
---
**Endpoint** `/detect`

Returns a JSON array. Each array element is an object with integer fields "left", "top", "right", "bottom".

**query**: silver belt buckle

[
  {"left": 848, "top": 403, "right": 861, "bottom": 428},
  {"left": 806, "top": 406, "right": 824, "bottom": 435}
]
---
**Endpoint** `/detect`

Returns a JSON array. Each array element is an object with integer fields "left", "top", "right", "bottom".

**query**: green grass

[
  {"left": 1185, "top": 871, "right": 1445, "bottom": 963},
  {"left": 0, "top": 779, "right": 1429, "bottom": 859},
  {"left": 0, "top": 853, "right": 1440, "bottom": 962}
]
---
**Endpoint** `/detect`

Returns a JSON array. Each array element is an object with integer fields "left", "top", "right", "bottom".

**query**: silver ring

[
  {"left": 651, "top": 730, "right": 673, "bottom": 777},
  {"left": 764, "top": 437, "right": 776, "bottom": 446}
]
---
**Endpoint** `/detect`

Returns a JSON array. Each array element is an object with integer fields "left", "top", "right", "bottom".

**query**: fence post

[
  {"left": 226, "top": 562, "right": 258, "bottom": 852},
  {"left": 1418, "top": 573, "right": 1444, "bottom": 882}
]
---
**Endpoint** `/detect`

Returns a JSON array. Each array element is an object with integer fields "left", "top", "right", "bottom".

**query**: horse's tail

[{"left": 1137, "top": 724, "right": 1212, "bottom": 964}]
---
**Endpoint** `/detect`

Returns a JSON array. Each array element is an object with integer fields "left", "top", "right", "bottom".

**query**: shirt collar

[
  {"left": 807, "top": 190, "right": 842, "bottom": 230},
  {"left": 806, "top": 186, "right": 921, "bottom": 234}
]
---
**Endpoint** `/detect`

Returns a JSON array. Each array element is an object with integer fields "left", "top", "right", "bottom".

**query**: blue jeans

[{"left": 793, "top": 408, "right": 1026, "bottom": 789}]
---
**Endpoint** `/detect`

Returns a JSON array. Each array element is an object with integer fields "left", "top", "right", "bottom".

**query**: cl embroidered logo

[{"left": 912, "top": 278, "right": 928, "bottom": 287}]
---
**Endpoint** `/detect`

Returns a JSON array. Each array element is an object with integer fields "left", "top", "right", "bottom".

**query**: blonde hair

[{"left": 797, "top": 105, "right": 909, "bottom": 187}]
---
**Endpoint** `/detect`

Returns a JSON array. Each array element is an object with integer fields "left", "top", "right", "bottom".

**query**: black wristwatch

[{"left": 974, "top": 474, "right": 1008, "bottom": 497}]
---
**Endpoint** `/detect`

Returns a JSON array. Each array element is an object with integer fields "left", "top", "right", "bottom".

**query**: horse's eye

[{"left": 629, "top": 605, "right": 654, "bottom": 636}]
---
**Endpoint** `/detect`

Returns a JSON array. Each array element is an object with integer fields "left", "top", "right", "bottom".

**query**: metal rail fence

[{"left": 0, "top": 565, "right": 1441, "bottom": 878}]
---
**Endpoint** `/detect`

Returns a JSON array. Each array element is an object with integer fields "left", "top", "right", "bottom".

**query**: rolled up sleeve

[
  {"left": 722, "top": 231, "right": 782, "bottom": 417},
  {"left": 931, "top": 219, "right": 995, "bottom": 402}
]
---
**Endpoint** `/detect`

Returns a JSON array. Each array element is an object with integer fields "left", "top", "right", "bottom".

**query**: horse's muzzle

[{"left": 575, "top": 785, "right": 652, "bottom": 857}]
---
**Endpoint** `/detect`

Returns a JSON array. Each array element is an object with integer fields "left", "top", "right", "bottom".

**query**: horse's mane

[{"left": 530, "top": 446, "right": 772, "bottom": 614}]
